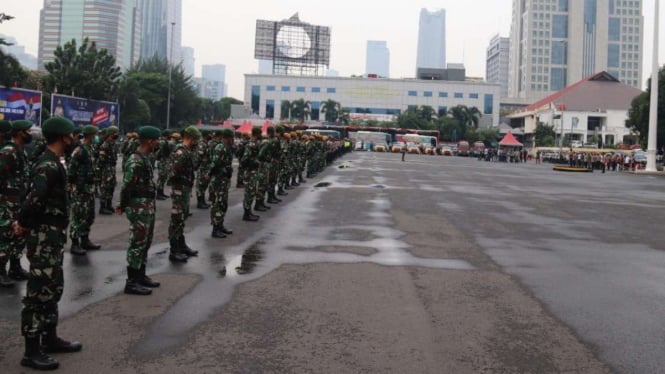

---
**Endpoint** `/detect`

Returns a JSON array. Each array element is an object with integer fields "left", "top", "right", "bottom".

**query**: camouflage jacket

[
  {"left": 210, "top": 142, "right": 234, "bottom": 179},
  {"left": 0, "top": 142, "right": 29, "bottom": 200},
  {"left": 169, "top": 143, "right": 195, "bottom": 187},
  {"left": 240, "top": 139, "right": 260, "bottom": 170},
  {"left": 257, "top": 138, "right": 272, "bottom": 163},
  {"left": 29, "top": 138, "right": 47, "bottom": 166},
  {"left": 119, "top": 151, "right": 156, "bottom": 210},
  {"left": 67, "top": 143, "right": 96, "bottom": 195},
  {"left": 97, "top": 140, "right": 118, "bottom": 170},
  {"left": 18, "top": 149, "right": 69, "bottom": 230},
  {"left": 195, "top": 139, "right": 209, "bottom": 170}
]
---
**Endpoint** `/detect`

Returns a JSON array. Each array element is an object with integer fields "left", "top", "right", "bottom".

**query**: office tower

[
  {"left": 486, "top": 35, "right": 510, "bottom": 98},
  {"left": 416, "top": 8, "right": 446, "bottom": 72},
  {"left": 137, "top": 0, "right": 182, "bottom": 64},
  {"left": 181, "top": 46, "right": 195, "bottom": 77},
  {"left": 201, "top": 64, "right": 227, "bottom": 101},
  {"left": 366, "top": 40, "right": 390, "bottom": 78},
  {"left": 38, "top": 0, "right": 141, "bottom": 70},
  {"left": 508, "top": 0, "right": 643, "bottom": 100}
]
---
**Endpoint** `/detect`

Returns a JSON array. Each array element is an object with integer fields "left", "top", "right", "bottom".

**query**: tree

[
  {"left": 476, "top": 127, "right": 500, "bottom": 145},
  {"left": 448, "top": 105, "right": 482, "bottom": 129},
  {"left": 290, "top": 98, "right": 311, "bottom": 123},
  {"left": 339, "top": 107, "right": 351, "bottom": 125},
  {"left": 417, "top": 105, "right": 437, "bottom": 122},
  {"left": 321, "top": 99, "right": 341, "bottom": 123},
  {"left": 534, "top": 122, "right": 557, "bottom": 146},
  {"left": 218, "top": 97, "right": 243, "bottom": 121},
  {"left": 625, "top": 66, "right": 665, "bottom": 149},
  {"left": 280, "top": 100, "right": 291, "bottom": 120},
  {"left": 0, "top": 49, "right": 27, "bottom": 88},
  {"left": 43, "top": 38, "right": 121, "bottom": 101}
]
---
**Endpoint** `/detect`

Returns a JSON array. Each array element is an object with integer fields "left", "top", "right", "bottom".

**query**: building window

[
  {"left": 559, "top": 0, "right": 569, "bottom": 11},
  {"left": 281, "top": 86, "right": 290, "bottom": 92},
  {"left": 551, "top": 41, "right": 567, "bottom": 64},
  {"left": 608, "top": 44, "right": 620, "bottom": 68},
  {"left": 266, "top": 100, "right": 275, "bottom": 119},
  {"left": 551, "top": 67, "right": 567, "bottom": 91},
  {"left": 609, "top": 17, "right": 621, "bottom": 41},
  {"left": 439, "top": 92, "right": 448, "bottom": 98},
  {"left": 424, "top": 91, "right": 433, "bottom": 97},
  {"left": 407, "top": 105, "right": 418, "bottom": 112},
  {"left": 552, "top": 15, "right": 568, "bottom": 38},
  {"left": 311, "top": 101, "right": 320, "bottom": 121},
  {"left": 438, "top": 106, "right": 448, "bottom": 117},
  {"left": 251, "top": 85, "right": 260, "bottom": 114},
  {"left": 266, "top": 85, "right": 275, "bottom": 92},
  {"left": 312, "top": 87, "right": 321, "bottom": 93},
  {"left": 296, "top": 86, "right": 306, "bottom": 93},
  {"left": 454, "top": 92, "right": 463, "bottom": 99},
  {"left": 469, "top": 93, "right": 479, "bottom": 99},
  {"left": 408, "top": 90, "right": 417, "bottom": 97},
  {"left": 484, "top": 94, "right": 494, "bottom": 115},
  {"left": 326, "top": 87, "right": 336, "bottom": 93}
]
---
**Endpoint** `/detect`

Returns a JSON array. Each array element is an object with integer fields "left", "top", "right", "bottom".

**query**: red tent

[
  {"left": 236, "top": 120, "right": 254, "bottom": 134},
  {"left": 261, "top": 120, "right": 274, "bottom": 134},
  {"left": 221, "top": 120, "right": 234, "bottom": 129},
  {"left": 498, "top": 131, "right": 523, "bottom": 147}
]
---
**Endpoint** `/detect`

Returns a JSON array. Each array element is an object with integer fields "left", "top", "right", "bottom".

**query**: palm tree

[
  {"left": 339, "top": 107, "right": 351, "bottom": 125},
  {"left": 290, "top": 98, "right": 311, "bottom": 123},
  {"left": 321, "top": 99, "right": 341, "bottom": 123},
  {"left": 280, "top": 100, "right": 291, "bottom": 120},
  {"left": 448, "top": 105, "right": 482, "bottom": 129},
  {"left": 417, "top": 105, "right": 437, "bottom": 122}
]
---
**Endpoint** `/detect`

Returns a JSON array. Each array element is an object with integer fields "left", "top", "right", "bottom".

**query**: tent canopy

[
  {"left": 236, "top": 120, "right": 254, "bottom": 134},
  {"left": 499, "top": 131, "right": 523, "bottom": 147}
]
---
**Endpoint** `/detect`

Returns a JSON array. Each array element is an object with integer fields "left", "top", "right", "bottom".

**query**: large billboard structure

[
  {"left": 51, "top": 94, "right": 119, "bottom": 129},
  {"left": 0, "top": 87, "right": 42, "bottom": 126},
  {"left": 254, "top": 13, "right": 331, "bottom": 76}
]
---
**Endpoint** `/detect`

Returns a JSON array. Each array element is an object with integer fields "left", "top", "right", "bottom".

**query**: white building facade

[
  {"left": 365, "top": 40, "right": 390, "bottom": 78},
  {"left": 416, "top": 9, "right": 446, "bottom": 72},
  {"left": 486, "top": 34, "right": 510, "bottom": 98},
  {"left": 508, "top": 0, "right": 643, "bottom": 100},
  {"left": 244, "top": 75, "right": 500, "bottom": 127}
]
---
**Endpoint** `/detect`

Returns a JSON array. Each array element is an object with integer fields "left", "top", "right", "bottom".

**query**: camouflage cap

[
  {"left": 42, "top": 117, "right": 75, "bottom": 136},
  {"left": 0, "top": 120, "right": 11, "bottom": 134},
  {"left": 138, "top": 126, "right": 161, "bottom": 140},
  {"left": 82, "top": 125, "right": 99, "bottom": 135},
  {"left": 221, "top": 128, "right": 234, "bottom": 138},
  {"left": 214, "top": 129, "right": 224, "bottom": 137},
  {"left": 11, "top": 120, "right": 33, "bottom": 131},
  {"left": 183, "top": 125, "right": 202, "bottom": 139},
  {"left": 106, "top": 125, "right": 119, "bottom": 135},
  {"left": 251, "top": 126, "right": 262, "bottom": 136}
]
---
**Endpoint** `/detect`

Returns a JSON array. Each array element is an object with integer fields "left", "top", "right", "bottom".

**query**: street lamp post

[
  {"left": 166, "top": 22, "right": 175, "bottom": 129},
  {"left": 646, "top": 0, "right": 660, "bottom": 172}
]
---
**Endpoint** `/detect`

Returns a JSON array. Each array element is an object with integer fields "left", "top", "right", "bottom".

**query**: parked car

[
  {"left": 391, "top": 142, "right": 405, "bottom": 153},
  {"left": 407, "top": 143, "right": 421, "bottom": 154},
  {"left": 374, "top": 143, "right": 388, "bottom": 152}
]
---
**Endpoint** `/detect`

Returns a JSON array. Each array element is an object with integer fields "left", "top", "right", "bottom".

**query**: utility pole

[{"left": 646, "top": 0, "right": 660, "bottom": 172}]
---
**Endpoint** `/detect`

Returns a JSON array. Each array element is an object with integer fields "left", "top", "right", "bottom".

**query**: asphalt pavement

[{"left": 1, "top": 151, "right": 664, "bottom": 373}]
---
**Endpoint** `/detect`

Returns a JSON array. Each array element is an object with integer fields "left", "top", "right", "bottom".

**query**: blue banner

[
  {"left": 51, "top": 94, "right": 119, "bottom": 129},
  {"left": 0, "top": 86, "right": 42, "bottom": 126}
]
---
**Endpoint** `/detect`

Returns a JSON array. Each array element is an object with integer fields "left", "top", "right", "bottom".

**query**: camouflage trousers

[
  {"left": 0, "top": 196, "right": 25, "bottom": 264},
  {"left": 256, "top": 164, "right": 270, "bottom": 201},
  {"left": 168, "top": 186, "right": 191, "bottom": 241},
  {"left": 269, "top": 160, "right": 279, "bottom": 192},
  {"left": 209, "top": 177, "right": 230, "bottom": 226},
  {"left": 237, "top": 165, "right": 245, "bottom": 186},
  {"left": 21, "top": 223, "right": 66, "bottom": 338},
  {"left": 196, "top": 168, "right": 211, "bottom": 199},
  {"left": 69, "top": 192, "right": 95, "bottom": 239},
  {"left": 99, "top": 166, "right": 117, "bottom": 200},
  {"left": 125, "top": 199, "right": 155, "bottom": 270},
  {"left": 157, "top": 160, "right": 170, "bottom": 191},
  {"left": 278, "top": 160, "right": 292, "bottom": 186},
  {"left": 243, "top": 170, "right": 258, "bottom": 210}
]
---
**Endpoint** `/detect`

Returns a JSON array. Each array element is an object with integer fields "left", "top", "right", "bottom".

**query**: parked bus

[{"left": 457, "top": 141, "right": 470, "bottom": 156}]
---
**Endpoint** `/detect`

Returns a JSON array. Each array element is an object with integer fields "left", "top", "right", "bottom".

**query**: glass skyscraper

[
  {"left": 508, "top": 0, "right": 643, "bottom": 100},
  {"left": 365, "top": 40, "right": 390, "bottom": 78},
  {"left": 416, "top": 9, "right": 446, "bottom": 73},
  {"left": 138, "top": 0, "right": 182, "bottom": 64}
]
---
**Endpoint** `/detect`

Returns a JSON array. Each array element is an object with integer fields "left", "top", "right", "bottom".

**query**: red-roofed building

[{"left": 507, "top": 72, "right": 642, "bottom": 147}]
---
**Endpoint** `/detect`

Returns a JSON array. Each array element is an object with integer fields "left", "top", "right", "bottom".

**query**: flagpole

[{"left": 645, "top": 0, "right": 659, "bottom": 172}]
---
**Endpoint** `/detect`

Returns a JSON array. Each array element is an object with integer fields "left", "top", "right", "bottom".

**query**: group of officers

[{"left": 0, "top": 116, "right": 344, "bottom": 371}]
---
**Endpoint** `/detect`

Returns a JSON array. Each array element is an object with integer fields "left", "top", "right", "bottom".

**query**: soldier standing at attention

[
  {"left": 235, "top": 132, "right": 250, "bottom": 188},
  {"left": 65, "top": 127, "right": 81, "bottom": 167},
  {"left": 67, "top": 125, "right": 102, "bottom": 256},
  {"left": 97, "top": 126, "right": 119, "bottom": 215},
  {"left": 266, "top": 126, "right": 282, "bottom": 205},
  {"left": 14, "top": 117, "right": 82, "bottom": 371},
  {"left": 240, "top": 127, "right": 262, "bottom": 221},
  {"left": 209, "top": 129, "right": 235, "bottom": 238},
  {"left": 155, "top": 130, "right": 171, "bottom": 200},
  {"left": 168, "top": 126, "right": 201, "bottom": 262},
  {"left": 255, "top": 131, "right": 272, "bottom": 212},
  {"left": 116, "top": 126, "right": 161, "bottom": 296},
  {"left": 0, "top": 120, "right": 33, "bottom": 287},
  {"left": 195, "top": 132, "right": 211, "bottom": 209}
]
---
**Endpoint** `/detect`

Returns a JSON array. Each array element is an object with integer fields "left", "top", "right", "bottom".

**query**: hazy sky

[{"left": 1, "top": 0, "right": 663, "bottom": 99}]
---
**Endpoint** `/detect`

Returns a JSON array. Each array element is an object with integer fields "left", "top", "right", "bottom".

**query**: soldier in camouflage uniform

[
  {"left": 297, "top": 132, "right": 308, "bottom": 183},
  {"left": 116, "top": 126, "right": 161, "bottom": 296},
  {"left": 278, "top": 133, "right": 294, "bottom": 192},
  {"left": 67, "top": 125, "right": 102, "bottom": 256},
  {"left": 121, "top": 132, "right": 138, "bottom": 173},
  {"left": 195, "top": 132, "right": 211, "bottom": 209},
  {"left": 167, "top": 126, "right": 201, "bottom": 262},
  {"left": 154, "top": 130, "right": 171, "bottom": 200},
  {"left": 240, "top": 127, "right": 262, "bottom": 221},
  {"left": 65, "top": 127, "right": 81, "bottom": 167},
  {"left": 209, "top": 129, "right": 235, "bottom": 238},
  {"left": 235, "top": 132, "right": 250, "bottom": 188},
  {"left": 0, "top": 120, "right": 32, "bottom": 287},
  {"left": 29, "top": 137, "right": 47, "bottom": 167},
  {"left": 14, "top": 117, "right": 82, "bottom": 371},
  {"left": 97, "top": 126, "right": 119, "bottom": 215},
  {"left": 266, "top": 127, "right": 282, "bottom": 205},
  {"left": 255, "top": 132, "right": 273, "bottom": 212},
  {"left": 288, "top": 134, "right": 301, "bottom": 187}
]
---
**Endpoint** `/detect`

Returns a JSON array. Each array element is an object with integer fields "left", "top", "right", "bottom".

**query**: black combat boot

[
  {"left": 69, "top": 238, "right": 86, "bottom": 256},
  {"left": 42, "top": 326, "right": 82, "bottom": 353},
  {"left": 0, "top": 261, "right": 15, "bottom": 287},
  {"left": 80, "top": 235, "right": 101, "bottom": 250},
  {"left": 124, "top": 267, "right": 152, "bottom": 295},
  {"left": 243, "top": 209, "right": 260, "bottom": 222},
  {"left": 156, "top": 189, "right": 169, "bottom": 200},
  {"left": 212, "top": 224, "right": 227, "bottom": 239},
  {"left": 299, "top": 173, "right": 306, "bottom": 183},
  {"left": 254, "top": 202, "right": 268, "bottom": 212},
  {"left": 220, "top": 219, "right": 233, "bottom": 235},
  {"left": 267, "top": 193, "right": 280, "bottom": 204},
  {"left": 258, "top": 200, "right": 271, "bottom": 210},
  {"left": 277, "top": 186, "right": 288, "bottom": 196},
  {"left": 179, "top": 236, "right": 198, "bottom": 257},
  {"left": 291, "top": 177, "right": 300, "bottom": 186},
  {"left": 196, "top": 196, "right": 210, "bottom": 209},
  {"left": 8, "top": 258, "right": 29, "bottom": 280},
  {"left": 169, "top": 239, "right": 188, "bottom": 263},
  {"left": 284, "top": 180, "right": 294, "bottom": 190},
  {"left": 139, "top": 264, "right": 160, "bottom": 288},
  {"left": 21, "top": 336, "right": 59, "bottom": 371},
  {"left": 99, "top": 198, "right": 113, "bottom": 215}
]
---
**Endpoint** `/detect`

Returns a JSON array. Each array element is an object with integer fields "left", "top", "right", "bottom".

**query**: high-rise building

[
  {"left": 508, "top": 0, "right": 643, "bottom": 100},
  {"left": 137, "top": 0, "right": 182, "bottom": 64},
  {"left": 0, "top": 35, "right": 38, "bottom": 70},
  {"left": 486, "top": 35, "right": 510, "bottom": 98},
  {"left": 416, "top": 9, "right": 446, "bottom": 73},
  {"left": 38, "top": 0, "right": 141, "bottom": 70},
  {"left": 200, "top": 64, "right": 227, "bottom": 101},
  {"left": 181, "top": 46, "right": 195, "bottom": 77},
  {"left": 365, "top": 40, "right": 390, "bottom": 78}
]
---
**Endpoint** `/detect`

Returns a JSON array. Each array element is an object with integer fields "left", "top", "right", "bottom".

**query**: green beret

[
  {"left": 73, "top": 127, "right": 82, "bottom": 134},
  {"left": 214, "top": 129, "right": 224, "bottom": 137},
  {"left": 0, "top": 120, "right": 11, "bottom": 134},
  {"left": 221, "top": 128, "right": 234, "bottom": 138},
  {"left": 183, "top": 125, "right": 202, "bottom": 139},
  {"left": 251, "top": 127, "right": 262, "bottom": 136},
  {"left": 267, "top": 126, "right": 275, "bottom": 134},
  {"left": 162, "top": 129, "right": 171, "bottom": 137},
  {"left": 82, "top": 125, "right": 98, "bottom": 135},
  {"left": 106, "top": 126, "right": 119, "bottom": 135},
  {"left": 11, "top": 120, "right": 33, "bottom": 131},
  {"left": 138, "top": 126, "right": 161, "bottom": 140},
  {"left": 42, "top": 117, "right": 75, "bottom": 136},
  {"left": 275, "top": 125, "right": 285, "bottom": 133}
]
